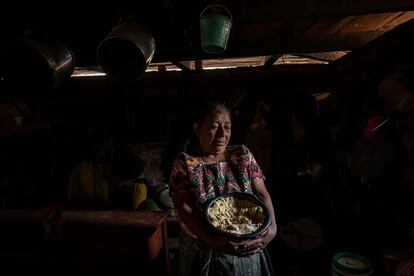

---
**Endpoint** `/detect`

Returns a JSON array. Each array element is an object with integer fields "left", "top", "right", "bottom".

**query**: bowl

[{"left": 204, "top": 192, "right": 271, "bottom": 241}]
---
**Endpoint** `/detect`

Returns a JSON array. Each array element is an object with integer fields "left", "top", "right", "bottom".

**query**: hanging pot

[
  {"left": 0, "top": 30, "right": 74, "bottom": 93},
  {"left": 97, "top": 16, "right": 155, "bottom": 82}
]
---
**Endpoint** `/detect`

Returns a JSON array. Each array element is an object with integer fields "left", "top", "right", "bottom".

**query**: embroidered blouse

[{"left": 169, "top": 144, "right": 265, "bottom": 210}]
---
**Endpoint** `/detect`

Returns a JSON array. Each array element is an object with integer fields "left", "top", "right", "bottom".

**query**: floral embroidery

[
  {"left": 169, "top": 145, "right": 265, "bottom": 210},
  {"left": 185, "top": 158, "right": 199, "bottom": 167}
]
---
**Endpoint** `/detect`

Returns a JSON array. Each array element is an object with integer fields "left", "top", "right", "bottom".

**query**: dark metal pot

[
  {"left": 0, "top": 30, "right": 74, "bottom": 93},
  {"left": 96, "top": 16, "right": 155, "bottom": 82}
]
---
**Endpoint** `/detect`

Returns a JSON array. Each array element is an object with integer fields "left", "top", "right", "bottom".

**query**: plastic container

[
  {"left": 331, "top": 252, "right": 373, "bottom": 276},
  {"left": 200, "top": 4, "right": 232, "bottom": 54},
  {"left": 132, "top": 182, "right": 147, "bottom": 210}
]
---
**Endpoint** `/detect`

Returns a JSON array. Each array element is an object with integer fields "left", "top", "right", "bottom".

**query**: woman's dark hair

[
  {"left": 161, "top": 101, "right": 232, "bottom": 179},
  {"left": 192, "top": 101, "right": 231, "bottom": 125}
]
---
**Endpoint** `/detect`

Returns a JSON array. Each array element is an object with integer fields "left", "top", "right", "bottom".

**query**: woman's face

[{"left": 194, "top": 111, "right": 231, "bottom": 155}]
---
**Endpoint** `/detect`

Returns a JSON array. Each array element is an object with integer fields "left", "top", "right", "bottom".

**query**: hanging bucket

[
  {"left": 200, "top": 4, "right": 232, "bottom": 54},
  {"left": 331, "top": 252, "right": 373, "bottom": 276},
  {"left": 97, "top": 16, "right": 155, "bottom": 82}
]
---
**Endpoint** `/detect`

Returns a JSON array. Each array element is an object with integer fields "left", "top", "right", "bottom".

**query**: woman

[{"left": 169, "top": 101, "right": 277, "bottom": 275}]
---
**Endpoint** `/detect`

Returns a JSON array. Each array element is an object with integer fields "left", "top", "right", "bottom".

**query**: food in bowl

[{"left": 207, "top": 195, "right": 265, "bottom": 235}]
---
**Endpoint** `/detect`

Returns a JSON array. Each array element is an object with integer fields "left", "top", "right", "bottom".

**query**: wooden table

[{"left": 0, "top": 210, "right": 171, "bottom": 276}]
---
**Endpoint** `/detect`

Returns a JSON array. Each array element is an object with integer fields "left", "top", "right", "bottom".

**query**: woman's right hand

[
  {"left": 205, "top": 235, "right": 245, "bottom": 255},
  {"left": 205, "top": 235, "right": 262, "bottom": 256}
]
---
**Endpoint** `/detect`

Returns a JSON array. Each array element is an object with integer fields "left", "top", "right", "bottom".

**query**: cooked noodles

[{"left": 207, "top": 196, "right": 265, "bottom": 235}]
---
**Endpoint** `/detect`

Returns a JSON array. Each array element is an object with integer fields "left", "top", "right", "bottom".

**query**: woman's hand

[
  {"left": 249, "top": 177, "right": 278, "bottom": 256},
  {"left": 205, "top": 235, "right": 252, "bottom": 256},
  {"left": 238, "top": 226, "right": 277, "bottom": 256},
  {"left": 172, "top": 191, "right": 263, "bottom": 256},
  {"left": 205, "top": 229, "right": 275, "bottom": 256}
]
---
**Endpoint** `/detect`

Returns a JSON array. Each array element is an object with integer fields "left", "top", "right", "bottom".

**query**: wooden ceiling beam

[
  {"left": 170, "top": 60, "right": 192, "bottom": 72},
  {"left": 119, "top": 0, "right": 414, "bottom": 23},
  {"left": 230, "top": 0, "right": 414, "bottom": 22},
  {"left": 153, "top": 31, "right": 384, "bottom": 62},
  {"left": 330, "top": 19, "right": 414, "bottom": 90},
  {"left": 57, "top": 64, "right": 329, "bottom": 100},
  {"left": 295, "top": 52, "right": 349, "bottom": 62},
  {"left": 231, "top": 31, "right": 382, "bottom": 54},
  {"left": 263, "top": 55, "right": 282, "bottom": 68}
]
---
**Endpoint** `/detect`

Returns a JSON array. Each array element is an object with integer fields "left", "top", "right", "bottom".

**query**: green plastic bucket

[
  {"left": 331, "top": 252, "right": 373, "bottom": 276},
  {"left": 200, "top": 4, "right": 232, "bottom": 54}
]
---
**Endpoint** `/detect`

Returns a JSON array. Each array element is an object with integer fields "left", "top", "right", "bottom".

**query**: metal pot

[
  {"left": 97, "top": 16, "right": 155, "bottom": 82},
  {"left": 0, "top": 30, "right": 74, "bottom": 92}
]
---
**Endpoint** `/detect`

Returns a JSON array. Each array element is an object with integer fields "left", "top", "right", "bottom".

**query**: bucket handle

[{"left": 200, "top": 4, "right": 232, "bottom": 21}]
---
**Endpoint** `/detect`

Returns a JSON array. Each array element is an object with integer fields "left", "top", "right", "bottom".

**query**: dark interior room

[{"left": 1, "top": 1, "right": 414, "bottom": 275}]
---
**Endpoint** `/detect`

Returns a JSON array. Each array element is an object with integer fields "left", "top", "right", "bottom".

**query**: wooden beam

[
  {"left": 229, "top": 0, "right": 414, "bottom": 22},
  {"left": 170, "top": 61, "right": 191, "bottom": 72},
  {"left": 296, "top": 52, "right": 349, "bottom": 62},
  {"left": 162, "top": 1, "right": 414, "bottom": 24},
  {"left": 194, "top": 60, "right": 203, "bottom": 71},
  {"left": 154, "top": 31, "right": 384, "bottom": 62},
  {"left": 234, "top": 31, "right": 383, "bottom": 54},
  {"left": 330, "top": 18, "right": 414, "bottom": 89},
  {"left": 263, "top": 55, "right": 282, "bottom": 68},
  {"left": 58, "top": 64, "right": 329, "bottom": 99}
]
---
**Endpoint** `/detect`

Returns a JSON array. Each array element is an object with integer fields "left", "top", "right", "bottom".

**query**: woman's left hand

[
  {"left": 238, "top": 226, "right": 277, "bottom": 256},
  {"left": 243, "top": 176, "right": 277, "bottom": 256}
]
